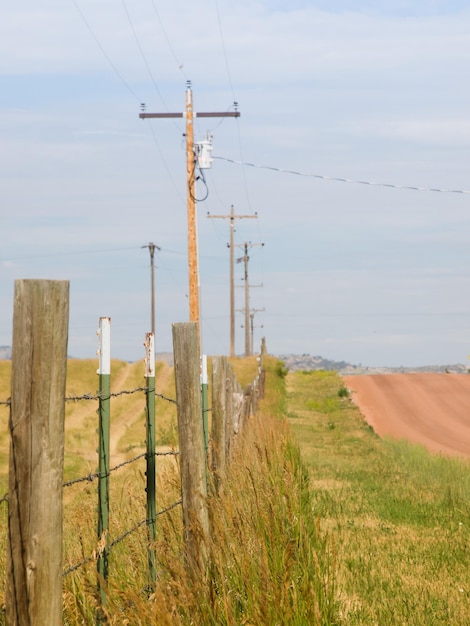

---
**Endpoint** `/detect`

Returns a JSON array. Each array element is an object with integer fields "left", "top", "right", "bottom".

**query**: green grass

[
  {"left": 287, "top": 369, "right": 470, "bottom": 625},
  {"left": 5, "top": 359, "right": 468, "bottom": 623}
]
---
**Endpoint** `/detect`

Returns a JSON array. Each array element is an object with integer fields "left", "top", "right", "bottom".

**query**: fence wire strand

[
  {"left": 63, "top": 449, "right": 179, "bottom": 488},
  {"left": 66, "top": 386, "right": 176, "bottom": 404},
  {"left": 1, "top": 387, "right": 176, "bottom": 408},
  {"left": 62, "top": 500, "right": 182, "bottom": 577},
  {"left": 3, "top": 372, "right": 189, "bottom": 583}
]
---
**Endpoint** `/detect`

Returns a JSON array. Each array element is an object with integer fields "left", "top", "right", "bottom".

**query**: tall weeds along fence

[{"left": 0, "top": 279, "right": 266, "bottom": 623}]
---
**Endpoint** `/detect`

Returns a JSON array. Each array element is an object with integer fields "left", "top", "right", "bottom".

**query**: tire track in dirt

[
  {"left": 109, "top": 362, "right": 146, "bottom": 464},
  {"left": 64, "top": 360, "right": 176, "bottom": 466},
  {"left": 109, "top": 362, "right": 175, "bottom": 463},
  {"left": 343, "top": 373, "right": 470, "bottom": 459}
]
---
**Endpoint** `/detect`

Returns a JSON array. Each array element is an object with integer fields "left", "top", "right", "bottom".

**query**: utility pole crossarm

[
  {"left": 207, "top": 214, "right": 254, "bottom": 219},
  {"left": 195, "top": 112, "right": 240, "bottom": 118},
  {"left": 139, "top": 113, "right": 183, "bottom": 119},
  {"left": 139, "top": 112, "right": 239, "bottom": 120}
]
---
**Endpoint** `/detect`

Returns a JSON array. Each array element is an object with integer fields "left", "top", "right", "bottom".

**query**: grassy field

[
  {"left": 0, "top": 356, "right": 336, "bottom": 624},
  {"left": 1, "top": 359, "right": 469, "bottom": 623},
  {"left": 287, "top": 369, "right": 470, "bottom": 625}
]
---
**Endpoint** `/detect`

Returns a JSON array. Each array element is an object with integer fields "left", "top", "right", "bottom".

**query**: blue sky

[{"left": 1, "top": 0, "right": 470, "bottom": 366}]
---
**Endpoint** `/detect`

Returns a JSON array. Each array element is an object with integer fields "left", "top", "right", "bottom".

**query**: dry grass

[{"left": 1, "top": 355, "right": 337, "bottom": 624}]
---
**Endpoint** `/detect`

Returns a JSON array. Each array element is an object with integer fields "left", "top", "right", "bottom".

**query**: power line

[
  {"left": 0, "top": 245, "right": 143, "bottom": 262},
  {"left": 211, "top": 0, "right": 257, "bottom": 225},
  {"left": 71, "top": 0, "right": 183, "bottom": 189},
  {"left": 120, "top": 0, "right": 162, "bottom": 96},
  {"left": 214, "top": 0, "right": 236, "bottom": 104},
  {"left": 143, "top": 117, "right": 186, "bottom": 203},
  {"left": 148, "top": 0, "right": 187, "bottom": 80},
  {"left": 214, "top": 156, "right": 470, "bottom": 195},
  {"left": 70, "top": 0, "right": 141, "bottom": 103},
  {"left": 262, "top": 311, "right": 470, "bottom": 319},
  {"left": 120, "top": 0, "right": 176, "bottom": 117}
]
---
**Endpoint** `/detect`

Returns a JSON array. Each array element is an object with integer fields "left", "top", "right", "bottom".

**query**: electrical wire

[
  {"left": 70, "top": 0, "right": 141, "bottom": 103},
  {"left": 214, "top": 0, "right": 235, "bottom": 101},
  {"left": 188, "top": 158, "right": 209, "bottom": 203},
  {"left": 71, "top": 0, "right": 185, "bottom": 199},
  {"left": 213, "top": 156, "right": 470, "bottom": 195},
  {"left": 0, "top": 245, "right": 143, "bottom": 263},
  {"left": 144, "top": 119, "right": 186, "bottom": 203},
  {"left": 120, "top": 0, "right": 176, "bottom": 118},
  {"left": 211, "top": 0, "right": 260, "bottom": 247},
  {"left": 148, "top": 0, "right": 187, "bottom": 80}
]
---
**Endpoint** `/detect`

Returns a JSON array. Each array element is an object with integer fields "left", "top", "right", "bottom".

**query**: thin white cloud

[{"left": 1, "top": 0, "right": 470, "bottom": 364}]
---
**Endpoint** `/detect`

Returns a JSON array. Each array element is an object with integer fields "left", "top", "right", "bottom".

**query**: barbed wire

[
  {"left": 62, "top": 500, "right": 182, "bottom": 577},
  {"left": 66, "top": 386, "right": 177, "bottom": 405},
  {"left": 1, "top": 387, "right": 177, "bottom": 407},
  {"left": 63, "top": 449, "right": 179, "bottom": 488},
  {"left": 214, "top": 155, "right": 470, "bottom": 195}
]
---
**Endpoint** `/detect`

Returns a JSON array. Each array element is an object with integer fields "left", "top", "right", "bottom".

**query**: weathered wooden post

[
  {"left": 232, "top": 379, "right": 244, "bottom": 441},
  {"left": 224, "top": 361, "right": 234, "bottom": 460},
  {"left": 211, "top": 356, "right": 227, "bottom": 491},
  {"left": 242, "top": 384, "right": 253, "bottom": 425},
  {"left": 172, "top": 322, "right": 209, "bottom": 574},
  {"left": 7, "top": 279, "right": 69, "bottom": 626}
]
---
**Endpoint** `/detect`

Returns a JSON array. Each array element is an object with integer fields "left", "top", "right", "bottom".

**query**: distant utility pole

[
  {"left": 250, "top": 308, "right": 265, "bottom": 356},
  {"left": 142, "top": 242, "right": 161, "bottom": 335},
  {"left": 207, "top": 206, "right": 258, "bottom": 357},
  {"left": 236, "top": 242, "right": 264, "bottom": 357},
  {"left": 139, "top": 82, "right": 240, "bottom": 351}
]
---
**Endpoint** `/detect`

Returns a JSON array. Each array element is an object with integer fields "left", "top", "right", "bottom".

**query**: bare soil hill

[{"left": 343, "top": 373, "right": 470, "bottom": 459}]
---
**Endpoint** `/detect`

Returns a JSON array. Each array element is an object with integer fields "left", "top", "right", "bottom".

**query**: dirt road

[{"left": 343, "top": 373, "right": 470, "bottom": 459}]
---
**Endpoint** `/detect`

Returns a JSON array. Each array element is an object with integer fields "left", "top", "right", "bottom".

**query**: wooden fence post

[
  {"left": 7, "top": 279, "right": 69, "bottom": 626},
  {"left": 172, "top": 323, "right": 209, "bottom": 574},
  {"left": 232, "top": 380, "right": 244, "bottom": 441},
  {"left": 242, "top": 384, "right": 253, "bottom": 425},
  {"left": 211, "top": 356, "right": 226, "bottom": 491},
  {"left": 224, "top": 362, "right": 234, "bottom": 461}
]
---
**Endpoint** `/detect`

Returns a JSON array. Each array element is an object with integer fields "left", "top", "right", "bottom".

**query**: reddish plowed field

[{"left": 342, "top": 374, "right": 470, "bottom": 459}]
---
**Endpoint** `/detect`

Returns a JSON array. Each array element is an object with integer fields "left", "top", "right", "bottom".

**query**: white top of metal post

[
  {"left": 201, "top": 354, "right": 208, "bottom": 385},
  {"left": 97, "top": 317, "right": 111, "bottom": 375},
  {"left": 144, "top": 332, "right": 156, "bottom": 378}
]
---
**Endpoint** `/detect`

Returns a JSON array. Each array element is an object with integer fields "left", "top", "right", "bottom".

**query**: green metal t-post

[
  {"left": 145, "top": 332, "right": 157, "bottom": 584},
  {"left": 201, "top": 354, "right": 209, "bottom": 457},
  {"left": 97, "top": 317, "right": 111, "bottom": 612}
]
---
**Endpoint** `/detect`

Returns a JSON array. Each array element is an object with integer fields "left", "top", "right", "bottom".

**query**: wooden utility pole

[
  {"left": 140, "top": 82, "right": 240, "bottom": 351},
  {"left": 236, "top": 242, "right": 264, "bottom": 357},
  {"left": 207, "top": 206, "right": 257, "bottom": 357},
  {"left": 249, "top": 308, "right": 265, "bottom": 355},
  {"left": 7, "top": 279, "right": 69, "bottom": 626},
  {"left": 142, "top": 242, "right": 161, "bottom": 335}
]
